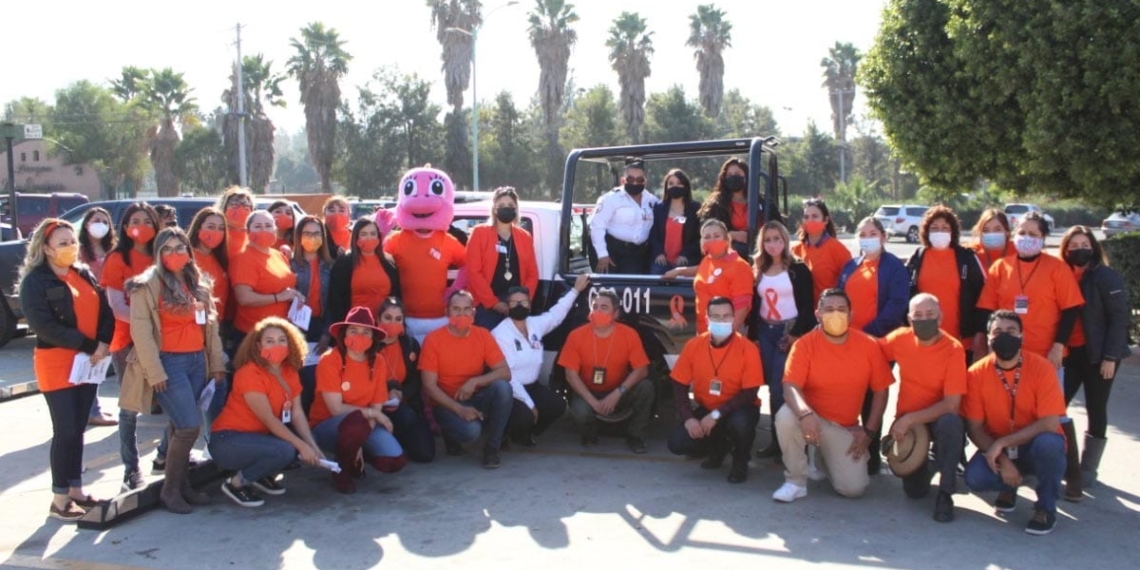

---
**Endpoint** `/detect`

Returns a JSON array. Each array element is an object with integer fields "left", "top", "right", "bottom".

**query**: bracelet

[
  {"left": 798, "top": 411, "right": 814, "bottom": 420},
  {"left": 273, "top": 293, "right": 278, "bottom": 303}
]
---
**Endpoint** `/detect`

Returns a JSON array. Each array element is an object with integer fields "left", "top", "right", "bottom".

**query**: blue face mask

[
  {"left": 708, "top": 321, "right": 734, "bottom": 341},
  {"left": 859, "top": 237, "right": 882, "bottom": 255},
  {"left": 981, "top": 232, "right": 1006, "bottom": 250}
]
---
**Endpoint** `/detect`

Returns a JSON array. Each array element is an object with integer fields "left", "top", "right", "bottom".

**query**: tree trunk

[{"left": 150, "top": 120, "right": 181, "bottom": 197}]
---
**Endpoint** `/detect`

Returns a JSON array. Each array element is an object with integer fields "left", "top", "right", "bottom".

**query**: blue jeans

[
  {"left": 756, "top": 321, "right": 790, "bottom": 415},
  {"left": 433, "top": 380, "right": 512, "bottom": 449},
  {"left": 311, "top": 413, "right": 404, "bottom": 458},
  {"left": 153, "top": 352, "right": 207, "bottom": 431},
  {"left": 650, "top": 260, "right": 677, "bottom": 276},
  {"left": 475, "top": 306, "right": 506, "bottom": 330},
  {"left": 389, "top": 403, "right": 436, "bottom": 462},
  {"left": 156, "top": 353, "right": 228, "bottom": 459},
  {"left": 965, "top": 432, "right": 1066, "bottom": 514},
  {"left": 112, "top": 346, "right": 140, "bottom": 476},
  {"left": 208, "top": 430, "right": 296, "bottom": 484}
]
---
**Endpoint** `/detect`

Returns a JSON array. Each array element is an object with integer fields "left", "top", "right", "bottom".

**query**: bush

[{"left": 1100, "top": 232, "right": 1140, "bottom": 338}]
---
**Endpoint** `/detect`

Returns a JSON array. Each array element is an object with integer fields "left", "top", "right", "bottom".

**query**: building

[{"left": 0, "top": 139, "right": 101, "bottom": 199}]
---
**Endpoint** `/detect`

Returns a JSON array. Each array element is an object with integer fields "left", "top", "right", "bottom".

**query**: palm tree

[
  {"left": 110, "top": 66, "right": 148, "bottom": 103},
  {"left": 606, "top": 12, "right": 654, "bottom": 144},
  {"left": 687, "top": 4, "right": 732, "bottom": 118},
  {"left": 821, "top": 41, "right": 861, "bottom": 144},
  {"left": 141, "top": 68, "right": 197, "bottom": 197},
  {"left": 528, "top": 0, "right": 578, "bottom": 146},
  {"left": 287, "top": 22, "right": 351, "bottom": 193},
  {"left": 223, "top": 54, "right": 285, "bottom": 191},
  {"left": 427, "top": 0, "right": 483, "bottom": 110}
]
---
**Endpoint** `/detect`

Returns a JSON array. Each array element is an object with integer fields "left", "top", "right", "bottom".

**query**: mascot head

[{"left": 395, "top": 166, "right": 455, "bottom": 233}]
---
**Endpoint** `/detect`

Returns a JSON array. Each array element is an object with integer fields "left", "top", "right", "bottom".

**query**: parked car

[
  {"left": 1004, "top": 203, "right": 1055, "bottom": 229},
  {"left": 874, "top": 204, "right": 929, "bottom": 243},
  {"left": 1102, "top": 211, "right": 1140, "bottom": 237},
  {"left": 0, "top": 192, "right": 90, "bottom": 236},
  {"left": 0, "top": 223, "right": 18, "bottom": 242},
  {"left": 58, "top": 197, "right": 304, "bottom": 230}
]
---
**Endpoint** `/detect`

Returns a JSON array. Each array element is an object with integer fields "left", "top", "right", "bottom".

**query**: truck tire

[
  {"left": 0, "top": 304, "right": 16, "bottom": 349},
  {"left": 906, "top": 226, "right": 920, "bottom": 244}
]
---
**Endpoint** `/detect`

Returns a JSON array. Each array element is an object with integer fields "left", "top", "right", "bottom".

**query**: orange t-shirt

[
  {"left": 159, "top": 298, "right": 205, "bottom": 353},
  {"left": 384, "top": 231, "right": 465, "bottom": 319},
  {"left": 304, "top": 257, "right": 323, "bottom": 318},
  {"left": 351, "top": 255, "right": 392, "bottom": 315},
  {"left": 419, "top": 326, "right": 505, "bottom": 400},
  {"left": 230, "top": 246, "right": 296, "bottom": 333},
  {"left": 916, "top": 248, "right": 963, "bottom": 340},
  {"left": 976, "top": 253, "right": 1084, "bottom": 356},
  {"left": 880, "top": 328, "right": 968, "bottom": 416},
  {"left": 845, "top": 258, "right": 880, "bottom": 333},
  {"left": 378, "top": 340, "right": 408, "bottom": 384},
  {"left": 194, "top": 250, "right": 229, "bottom": 319},
  {"left": 308, "top": 349, "right": 390, "bottom": 426},
  {"left": 963, "top": 352, "right": 1066, "bottom": 438},
  {"left": 793, "top": 235, "right": 853, "bottom": 305},
  {"left": 971, "top": 241, "right": 1013, "bottom": 271},
  {"left": 730, "top": 201, "right": 748, "bottom": 231},
  {"left": 693, "top": 252, "right": 754, "bottom": 332},
  {"left": 34, "top": 269, "right": 101, "bottom": 393},
  {"left": 212, "top": 363, "right": 303, "bottom": 434},
  {"left": 783, "top": 328, "right": 894, "bottom": 426},
  {"left": 101, "top": 249, "right": 154, "bottom": 352},
  {"left": 557, "top": 323, "right": 651, "bottom": 394},
  {"left": 1069, "top": 267, "right": 1086, "bottom": 347},
  {"left": 670, "top": 332, "right": 764, "bottom": 410},
  {"left": 226, "top": 228, "right": 248, "bottom": 259}
]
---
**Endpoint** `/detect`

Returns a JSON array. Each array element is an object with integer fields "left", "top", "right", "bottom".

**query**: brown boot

[
  {"left": 1061, "top": 421, "right": 1083, "bottom": 502},
  {"left": 332, "top": 411, "right": 371, "bottom": 494},
  {"left": 160, "top": 427, "right": 199, "bottom": 514}
]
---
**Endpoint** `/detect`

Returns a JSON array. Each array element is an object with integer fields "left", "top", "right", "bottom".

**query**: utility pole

[
  {"left": 833, "top": 87, "right": 854, "bottom": 184},
  {"left": 235, "top": 23, "right": 248, "bottom": 188},
  {"left": 471, "top": 26, "right": 479, "bottom": 192}
]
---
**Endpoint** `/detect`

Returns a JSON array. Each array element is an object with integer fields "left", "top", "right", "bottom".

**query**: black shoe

[
  {"left": 512, "top": 433, "right": 537, "bottom": 447},
  {"left": 626, "top": 437, "right": 648, "bottom": 454},
  {"left": 251, "top": 476, "right": 286, "bottom": 496},
  {"left": 727, "top": 460, "right": 748, "bottom": 484},
  {"left": 902, "top": 465, "right": 932, "bottom": 499},
  {"left": 151, "top": 458, "right": 166, "bottom": 475},
  {"left": 499, "top": 439, "right": 511, "bottom": 451},
  {"left": 933, "top": 491, "right": 954, "bottom": 523},
  {"left": 221, "top": 481, "right": 264, "bottom": 508},
  {"left": 1025, "top": 509, "right": 1057, "bottom": 535},
  {"left": 444, "top": 438, "right": 466, "bottom": 456},
  {"left": 995, "top": 491, "right": 1017, "bottom": 513},
  {"left": 867, "top": 454, "right": 882, "bottom": 476},
  {"left": 121, "top": 471, "right": 145, "bottom": 493},
  {"left": 701, "top": 446, "right": 727, "bottom": 470},
  {"left": 482, "top": 448, "right": 501, "bottom": 470}
]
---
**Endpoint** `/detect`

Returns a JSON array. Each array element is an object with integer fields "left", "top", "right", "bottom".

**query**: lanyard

[
  {"left": 706, "top": 336, "right": 734, "bottom": 378},
  {"left": 995, "top": 359, "right": 1022, "bottom": 431},
  {"left": 593, "top": 331, "right": 616, "bottom": 371},
  {"left": 1016, "top": 257, "right": 1041, "bottom": 293},
  {"left": 268, "top": 368, "right": 293, "bottom": 402}
]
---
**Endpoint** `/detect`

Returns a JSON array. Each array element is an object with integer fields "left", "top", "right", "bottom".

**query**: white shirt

[
  {"left": 757, "top": 270, "right": 798, "bottom": 322},
  {"left": 590, "top": 188, "right": 659, "bottom": 258},
  {"left": 491, "top": 288, "right": 581, "bottom": 409}
]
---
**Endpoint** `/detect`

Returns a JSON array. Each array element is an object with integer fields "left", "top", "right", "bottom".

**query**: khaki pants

[{"left": 775, "top": 406, "right": 869, "bottom": 497}]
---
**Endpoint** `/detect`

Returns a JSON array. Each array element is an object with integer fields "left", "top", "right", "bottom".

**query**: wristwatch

[
  {"left": 709, "top": 410, "right": 722, "bottom": 421},
  {"left": 617, "top": 385, "right": 627, "bottom": 395}
]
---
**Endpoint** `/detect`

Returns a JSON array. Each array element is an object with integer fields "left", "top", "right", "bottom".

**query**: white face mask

[
  {"left": 858, "top": 237, "right": 882, "bottom": 255},
  {"left": 929, "top": 231, "right": 952, "bottom": 250},
  {"left": 708, "top": 321, "right": 734, "bottom": 341},
  {"left": 87, "top": 222, "right": 110, "bottom": 239}
]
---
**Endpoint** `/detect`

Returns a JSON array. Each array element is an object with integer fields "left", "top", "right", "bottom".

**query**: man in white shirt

[
  {"left": 591, "top": 158, "right": 659, "bottom": 274},
  {"left": 492, "top": 274, "right": 590, "bottom": 446}
]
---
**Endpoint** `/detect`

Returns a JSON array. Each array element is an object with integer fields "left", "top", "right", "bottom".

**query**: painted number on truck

[{"left": 588, "top": 286, "right": 652, "bottom": 314}]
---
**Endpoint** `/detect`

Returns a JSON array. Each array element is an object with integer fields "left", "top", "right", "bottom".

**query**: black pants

[
  {"left": 900, "top": 414, "right": 965, "bottom": 495},
  {"left": 389, "top": 403, "right": 436, "bottom": 463},
  {"left": 667, "top": 405, "right": 760, "bottom": 461},
  {"left": 507, "top": 383, "right": 567, "bottom": 441},
  {"left": 861, "top": 389, "right": 882, "bottom": 470},
  {"left": 1063, "top": 345, "right": 1115, "bottom": 438},
  {"left": 44, "top": 385, "right": 97, "bottom": 494},
  {"left": 605, "top": 235, "right": 649, "bottom": 274}
]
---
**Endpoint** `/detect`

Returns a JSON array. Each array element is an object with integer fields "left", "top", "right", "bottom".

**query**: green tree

[
  {"left": 560, "top": 85, "right": 620, "bottom": 199},
  {"left": 139, "top": 68, "right": 197, "bottom": 197},
  {"left": 110, "top": 66, "right": 148, "bottom": 103},
  {"left": 50, "top": 81, "right": 151, "bottom": 199},
  {"left": 174, "top": 125, "right": 228, "bottom": 194},
  {"left": 781, "top": 121, "right": 839, "bottom": 198},
  {"left": 687, "top": 4, "right": 732, "bottom": 118},
  {"left": 479, "top": 91, "right": 542, "bottom": 195},
  {"left": 527, "top": 0, "right": 577, "bottom": 196},
  {"left": 223, "top": 54, "right": 286, "bottom": 191},
  {"left": 821, "top": 42, "right": 860, "bottom": 144},
  {"left": 287, "top": 22, "right": 352, "bottom": 193},
  {"left": 606, "top": 12, "right": 654, "bottom": 144},
  {"left": 4, "top": 97, "right": 52, "bottom": 123},
  {"left": 427, "top": 0, "right": 482, "bottom": 110},
  {"left": 644, "top": 86, "right": 718, "bottom": 188},
  {"left": 716, "top": 89, "right": 779, "bottom": 138}
]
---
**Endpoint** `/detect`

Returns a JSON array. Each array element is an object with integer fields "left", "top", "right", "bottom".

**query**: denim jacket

[{"left": 291, "top": 256, "right": 332, "bottom": 317}]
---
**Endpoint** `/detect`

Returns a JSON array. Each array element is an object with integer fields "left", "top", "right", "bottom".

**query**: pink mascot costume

[{"left": 383, "top": 166, "right": 467, "bottom": 344}]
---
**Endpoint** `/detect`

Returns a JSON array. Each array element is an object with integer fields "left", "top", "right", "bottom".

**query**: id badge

[
  {"left": 709, "top": 379, "right": 723, "bottom": 397},
  {"left": 1006, "top": 446, "right": 1019, "bottom": 460},
  {"left": 281, "top": 401, "right": 292, "bottom": 424},
  {"left": 496, "top": 244, "right": 508, "bottom": 254},
  {"left": 1014, "top": 295, "right": 1029, "bottom": 315},
  {"left": 194, "top": 304, "right": 207, "bottom": 325},
  {"left": 592, "top": 367, "right": 606, "bottom": 386}
]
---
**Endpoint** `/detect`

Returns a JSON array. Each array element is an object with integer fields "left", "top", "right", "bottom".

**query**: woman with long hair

[
  {"left": 269, "top": 200, "right": 295, "bottom": 252},
  {"left": 322, "top": 196, "right": 353, "bottom": 254},
  {"left": 325, "top": 218, "right": 401, "bottom": 344},
  {"left": 791, "top": 198, "right": 852, "bottom": 305},
  {"left": 77, "top": 207, "right": 117, "bottom": 426},
  {"left": 229, "top": 211, "right": 301, "bottom": 349},
  {"left": 374, "top": 298, "right": 435, "bottom": 462},
  {"left": 209, "top": 317, "right": 324, "bottom": 508},
  {"left": 697, "top": 158, "right": 753, "bottom": 258},
  {"left": 466, "top": 187, "right": 538, "bottom": 330},
  {"left": 291, "top": 215, "right": 335, "bottom": 347},
  {"left": 19, "top": 219, "right": 114, "bottom": 521},
  {"left": 970, "top": 208, "right": 1013, "bottom": 270},
  {"left": 752, "top": 221, "right": 816, "bottom": 459},
  {"left": 122, "top": 228, "right": 226, "bottom": 514},
  {"left": 215, "top": 186, "right": 254, "bottom": 259},
  {"left": 648, "top": 169, "right": 701, "bottom": 276},
  {"left": 101, "top": 202, "right": 160, "bottom": 492}
]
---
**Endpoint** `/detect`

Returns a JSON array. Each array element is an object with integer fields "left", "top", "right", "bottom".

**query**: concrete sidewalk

[{"left": 0, "top": 359, "right": 1137, "bottom": 569}]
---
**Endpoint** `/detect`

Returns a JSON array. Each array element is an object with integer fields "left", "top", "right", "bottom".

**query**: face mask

[
  {"left": 274, "top": 214, "right": 294, "bottom": 231},
  {"left": 708, "top": 321, "right": 734, "bottom": 341},
  {"left": 198, "top": 228, "right": 224, "bottom": 250},
  {"left": 495, "top": 207, "right": 517, "bottom": 224},
  {"left": 859, "top": 237, "right": 882, "bottom": 255},
  {"left": 703, "top": 239, "right": 730, "bottom": 257},
  {"left": 326, "top": 213, "right": 350, "bottom": 230},
  {"left": 981, "top": 232, "right": 1007, "bottom": 250},
  {"left": 763, "top": 240, "right": 785, "bottom": 257},
  {"left": 260, "top": 344, "right": 289, "bottom": 365},
  {"left": 1065, "top": 248, "right": 1094, "bottom": 267},
  {"left": 344, "top": 334, "right": 372, "bottom": 354},
  {"left": 821, "top": 312, "right": 849, "bottom": 337},
  {"left": 226, "top": 205, "right": 251, "bottom": 226},
  {"left": 249, "top": 230, "right": 277, "bottom": 249},
  {"left": 449, "top": 315, "right": 474, "bottom": 332},
  {"left": 912, "top": 318, "right": 940, "bottom": 341},
  {"left": 990, "top": 332, "right": 1022, "bottom": 361},
  {"left": 723, "top": 175, "right": 746, "bottom": 192},
  {"left": 128, "top": 225, "right": 156, "bottom": 244},
  {"left": 589, "top": 310, "right": 614, "bottom": 328},
  {"left": 49, "top": 244, "right": 79, "bottom": 268},
  {"left": 301, "top": 236, "right": 324, "bottom": 253},
  {"left": 378, "top": 322, "right": 404, "bottom": 339},
  {"left": 666, "top": 186, "right": 686, "bottom": 200},
  {"left": 87, "top": 222, "right": 110, "bottom": 239},
  {"left": 162, "top": 251, "right": 190, "bottom": 273},
  {"left": 356, "top": 237, "right": 380, "bottom": 254},
  {"left": 508, "top": 305, "right": 530, "bottom": 321},
  {"left": 928, "top": 231, "right": 952, "bottom": 250},
  {"left": 1014, "top": 235, "right": 1044, "bottom": 257},
  {"left": 624, "top": 183, "right": 645, "bottom": 196}
]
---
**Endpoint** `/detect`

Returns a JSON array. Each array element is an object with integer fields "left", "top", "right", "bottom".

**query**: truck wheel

[
  {"left": 0, "top": 304, "right": 16, "bottom": 349},
  {"left": 906, "top": 226, "right": 919, "bottom": 244}
]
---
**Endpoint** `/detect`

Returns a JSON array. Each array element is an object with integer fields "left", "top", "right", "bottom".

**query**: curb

[{"left": 0, "top": 380, "right": 39, "bottom": 402}]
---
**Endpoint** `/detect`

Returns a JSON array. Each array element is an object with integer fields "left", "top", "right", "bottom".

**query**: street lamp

[
  {"left": 829, "top": 87, "right": 856, "bottom": 184},
  {"left": 446, "top": 0, "right": 518, "bottom": 192}
]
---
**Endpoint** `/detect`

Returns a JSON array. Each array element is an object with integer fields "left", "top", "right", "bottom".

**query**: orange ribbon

[
  {"left": 668, "top": 295, "right": 688, "bottom": 329},
  {"left": 764, "top": 288, "right": 782, "bottom": 321}
]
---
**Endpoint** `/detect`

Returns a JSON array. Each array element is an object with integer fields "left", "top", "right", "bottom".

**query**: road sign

[{"left": 23, "top": 124, "right": 42, "bottom": 140}]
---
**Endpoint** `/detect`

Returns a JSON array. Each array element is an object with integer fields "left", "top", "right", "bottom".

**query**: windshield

[
  {"left": 1005, "top": 204, "right": 1029, "bottom": 214},
  {"left": 875, "top": 206, "right": 900, "bottom": 217}
]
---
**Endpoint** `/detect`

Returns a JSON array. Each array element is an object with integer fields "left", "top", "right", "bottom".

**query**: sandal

[{"left": 48, "top": 501, "right": 86, "bottom": 522}]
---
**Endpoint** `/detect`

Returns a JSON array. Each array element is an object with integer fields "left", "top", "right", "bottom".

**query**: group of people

[{"left": 23, "top": 161, "right": 1125, "bottom": 538}]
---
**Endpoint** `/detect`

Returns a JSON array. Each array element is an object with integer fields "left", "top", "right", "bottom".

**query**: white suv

[
  {"left": 1004, "top": 203, "right": 1055, "bottom": 229},
  {"left": 874, "top": 204, "right": 929, "bottom": 243}
]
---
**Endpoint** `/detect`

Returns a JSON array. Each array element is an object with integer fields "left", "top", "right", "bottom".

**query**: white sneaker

[{"left": 773, "top": 482, "right": 808, "bottom": 503}]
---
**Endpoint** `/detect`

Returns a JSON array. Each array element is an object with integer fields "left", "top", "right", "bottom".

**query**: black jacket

[
  {"left": 1075, "top": 263, "right": 1131, "bottom": 364},
  {"left": 388, "top": 335, "right": 425, "bottom": 415},
  {"left": 751, "top": 260, "right": 818, "bottom": 338},
  {"left": 648, "top": 200, "right": 701, "bottom": 263},
  {"left": 905, "top": 245, "right": 987, "bottom": 338},
  {"left": 19, "top": 263, "right": 114, "bottom": 353},
  {"left": 325, "top": 252, "right": 401, "bottom": 330}
]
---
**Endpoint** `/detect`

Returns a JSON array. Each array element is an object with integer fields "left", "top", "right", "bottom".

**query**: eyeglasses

[
  {"left": 161, "top": 245, "right": 190, "bottom": 255},
  {"left": 301, "top": 231, "right": 323, "bottom": 239}
]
